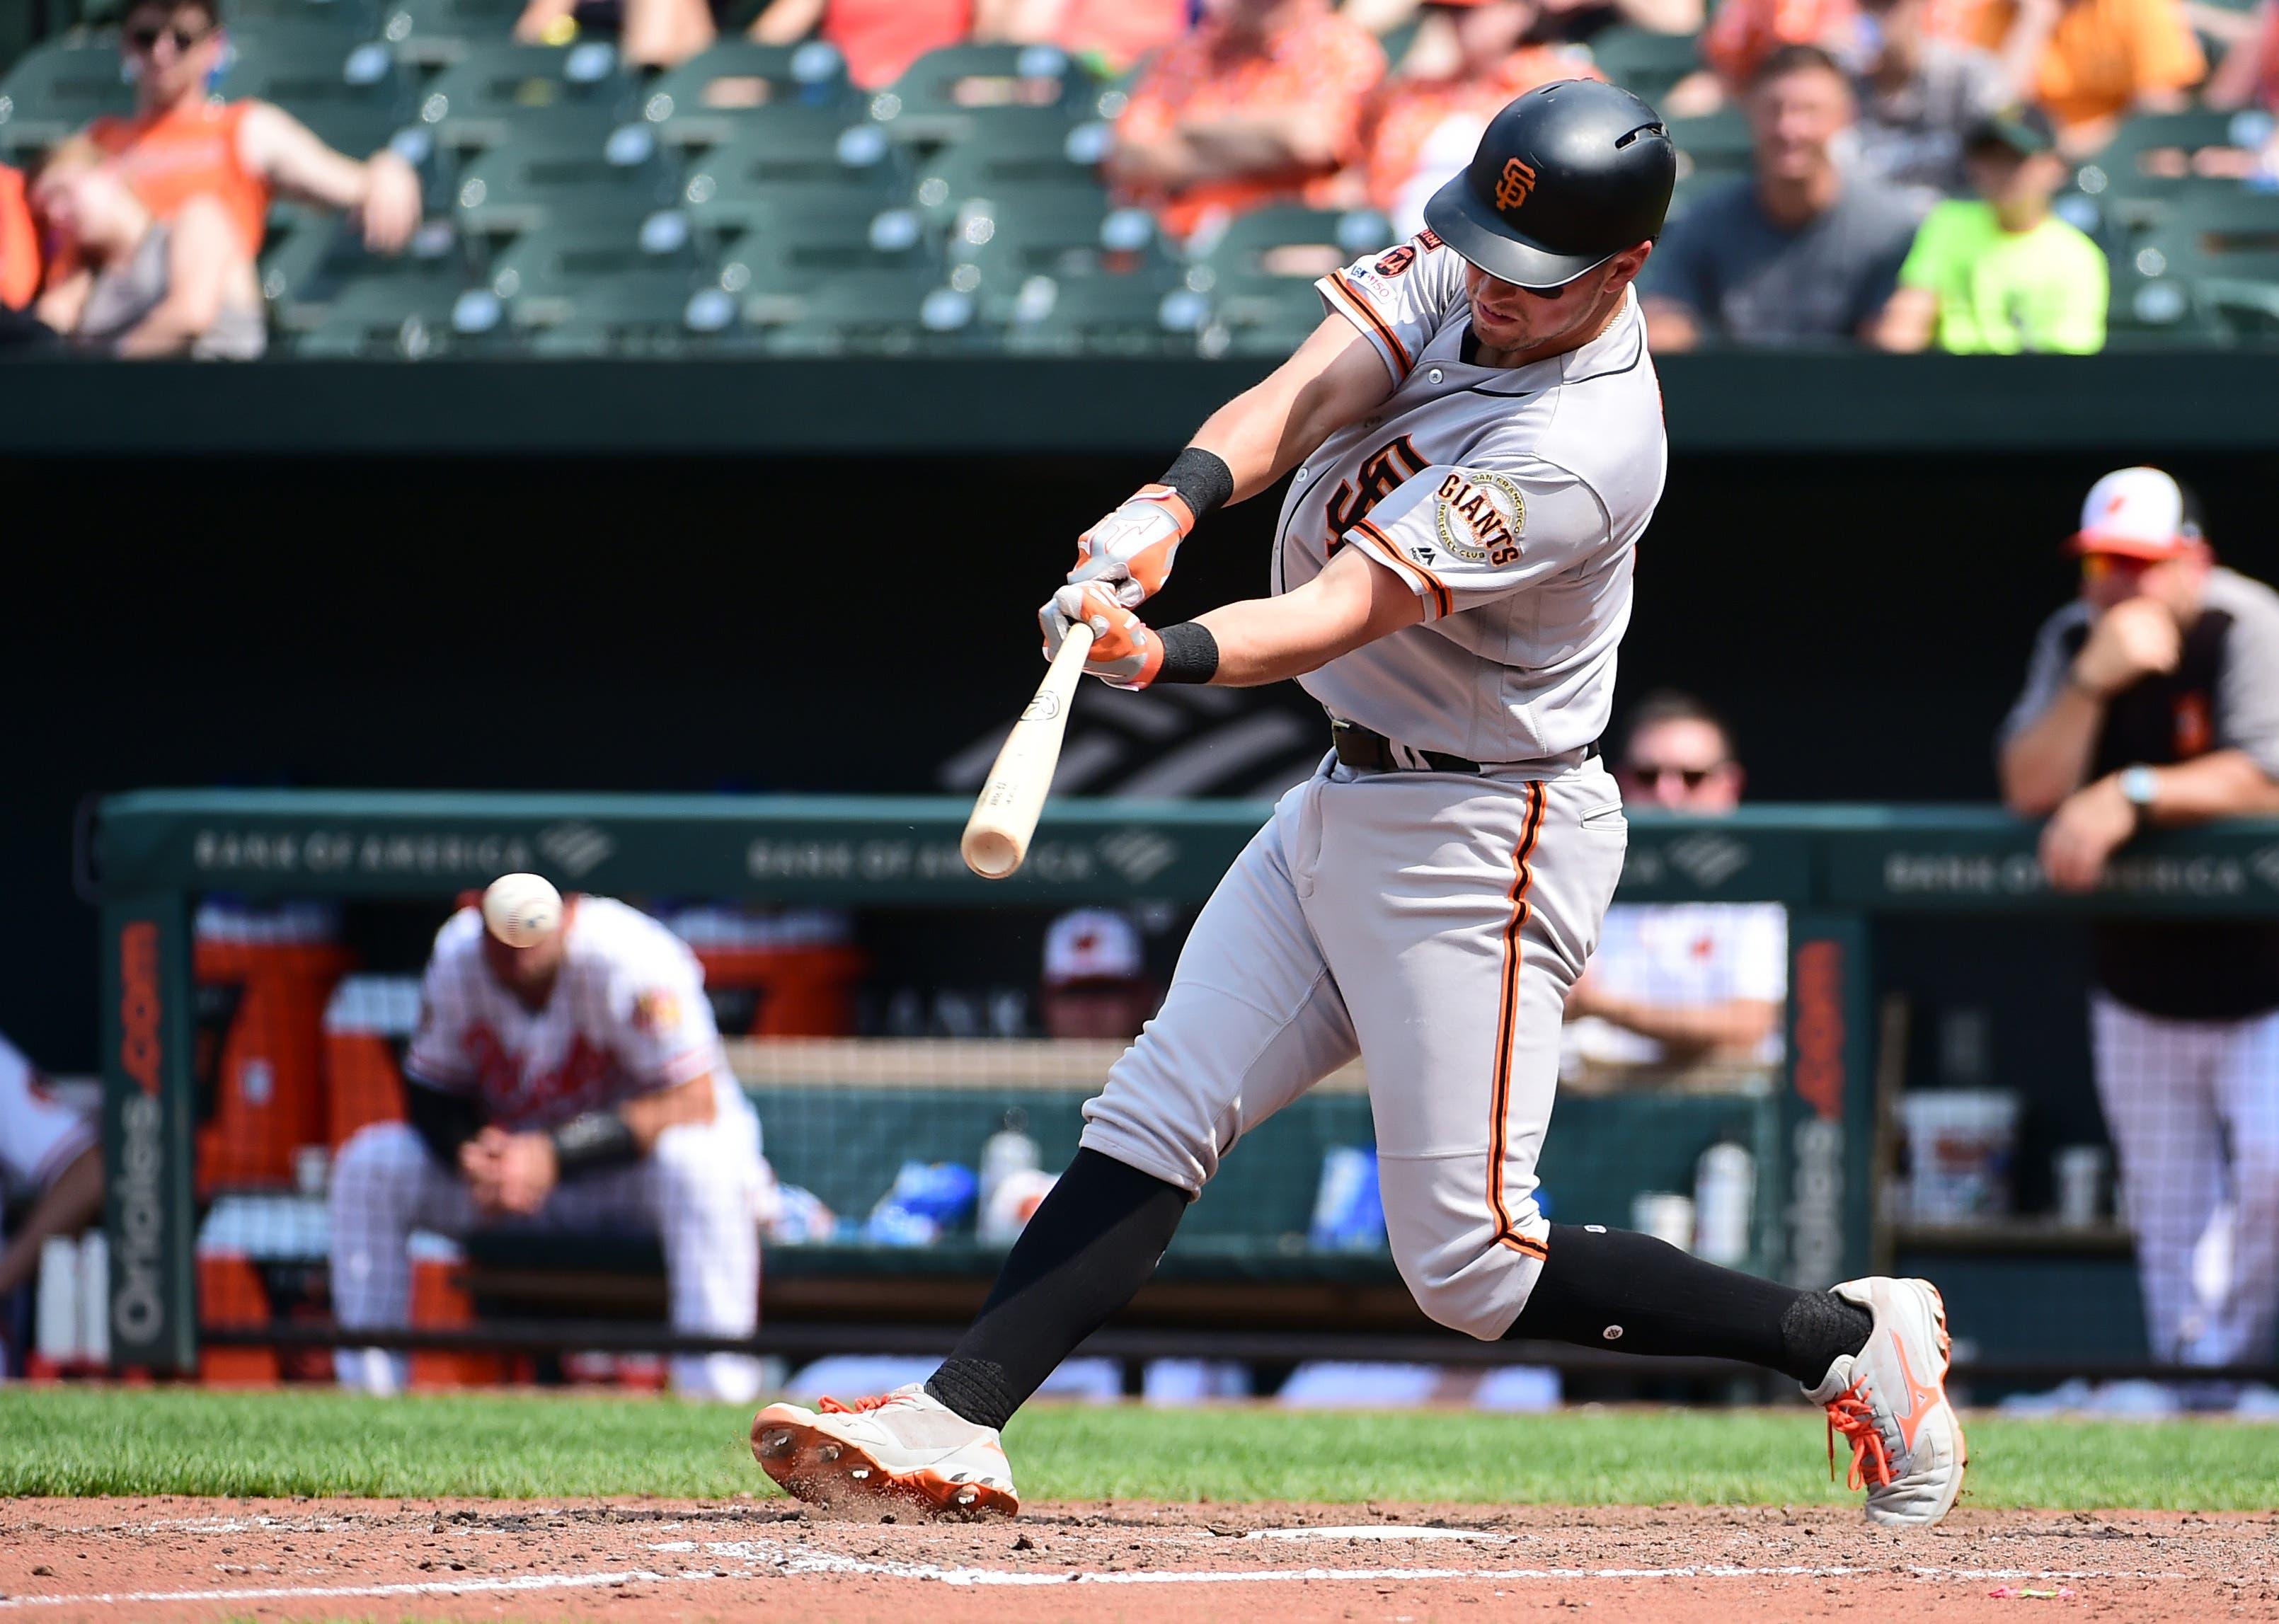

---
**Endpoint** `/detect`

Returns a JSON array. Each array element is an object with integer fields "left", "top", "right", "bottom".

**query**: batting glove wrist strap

[
  {"left": 1156, "top": 446, "right": 1234, "bottom": 522},
  {"left": 549, "top": 1110, "right": 640, "bottom": 1177}
]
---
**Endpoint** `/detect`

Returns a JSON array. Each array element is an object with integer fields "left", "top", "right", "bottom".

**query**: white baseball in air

[{"left": 482, "top": 873, "right": 562, "bottom": 947}]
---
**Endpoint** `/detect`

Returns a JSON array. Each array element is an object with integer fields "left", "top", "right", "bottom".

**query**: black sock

[
  {"left": 926, "top": 1148, "right": 1189, "bottom": 1430},
  {"left": 1506, "top": 1223, "right": 1871, "bottom": 1385}
]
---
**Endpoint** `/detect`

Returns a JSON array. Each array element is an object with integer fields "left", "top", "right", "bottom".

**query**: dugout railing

[{"left": 90, "top": 790, "right": 2279, "bottom": 1383}]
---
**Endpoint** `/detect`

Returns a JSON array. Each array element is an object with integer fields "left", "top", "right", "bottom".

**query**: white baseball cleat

[
  {"left": 1806, "top": 1277, "right": 1968, "bottom": 1528},
  {"left": 751, "top": 1383, "right": 1019, "bottom": 1519}
]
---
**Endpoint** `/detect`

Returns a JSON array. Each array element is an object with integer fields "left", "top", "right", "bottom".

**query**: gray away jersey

[{"left": 1273, "top": 232, "right": 1667, "bottom": 764}]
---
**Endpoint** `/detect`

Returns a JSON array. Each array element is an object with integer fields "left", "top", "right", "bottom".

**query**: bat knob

[{"left": 960, "top": 827, "right": 1022, "bottom": 880}]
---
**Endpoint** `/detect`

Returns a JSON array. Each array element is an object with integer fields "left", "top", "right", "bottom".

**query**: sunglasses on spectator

[
  {"left": 1620, "top": 763, "right": 1728, "bottom": 789},
  {"left": 127, "top": 21, "right": 214, "bottom": 52}
]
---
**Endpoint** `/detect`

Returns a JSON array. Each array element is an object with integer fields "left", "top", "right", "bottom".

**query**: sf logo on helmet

[{"left": 1495, "top": 156, "right": 1537, "bottom": 212}]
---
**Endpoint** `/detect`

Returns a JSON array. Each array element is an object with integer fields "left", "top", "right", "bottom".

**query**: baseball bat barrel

[{"left": 960, "top": 623, "right": 1096, "bottom": 880}]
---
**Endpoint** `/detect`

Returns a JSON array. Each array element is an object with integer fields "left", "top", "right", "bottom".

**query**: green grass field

[{"left": 3, "top": 1388, "right": 2275, "bottom": 1508}]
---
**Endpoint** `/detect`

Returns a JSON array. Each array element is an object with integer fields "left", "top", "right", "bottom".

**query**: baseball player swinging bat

[{"left": 960, "top": 623, "right": 1096, "bottom": 879}]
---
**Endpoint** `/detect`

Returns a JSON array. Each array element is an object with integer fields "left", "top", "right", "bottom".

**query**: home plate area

[{"left": 4, "top": 1499, "right": 2275, "bottom": 1623}]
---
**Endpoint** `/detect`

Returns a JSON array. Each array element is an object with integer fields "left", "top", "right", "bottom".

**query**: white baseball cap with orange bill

[{"left": 2068, "top": 466, "right": 2203, "bottom": 561}]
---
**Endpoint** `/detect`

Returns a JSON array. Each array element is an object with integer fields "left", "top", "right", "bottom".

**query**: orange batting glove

[
  {"left": 1067, "top": 485, "right": 1195, "bottom": 608},
  {"left": 1040, "top": 582, "right": 1164, "bottom": 689}
]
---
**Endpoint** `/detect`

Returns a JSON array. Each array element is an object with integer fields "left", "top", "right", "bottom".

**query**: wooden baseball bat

[{"left": 960, "top": 623, "right": 1096, "bottom": 880}]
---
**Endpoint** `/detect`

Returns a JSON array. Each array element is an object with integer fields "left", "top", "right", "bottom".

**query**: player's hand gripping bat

[{"left": 960, "top": 623, "right": 1095, "bottom": 879}]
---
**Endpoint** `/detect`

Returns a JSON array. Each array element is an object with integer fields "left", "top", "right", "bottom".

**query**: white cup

[{"left": 2055, "top": 1145, "right": 2110, "bottom": 1228}]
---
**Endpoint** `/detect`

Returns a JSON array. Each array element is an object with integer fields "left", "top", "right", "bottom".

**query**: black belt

[{"left": 1330, "top": 718, "right": 1598, "bottom": 776}]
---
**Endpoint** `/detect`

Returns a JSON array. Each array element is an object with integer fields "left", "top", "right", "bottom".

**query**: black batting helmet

[{"left": 1423, "top": 79, "right": 1675, "bottom": 291}]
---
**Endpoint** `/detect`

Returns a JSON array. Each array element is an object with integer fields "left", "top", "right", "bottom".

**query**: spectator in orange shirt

[
  {"left": 0, "top": 166, "right": 38, "bottom": 311},
  {"left": 997, "top": 0, "right": 1191, "bottom": 74},
  {"left": 84, "top": 0, "right": 421, "bottom": 264},
  {"left": 1357, "top": 1, "right": 1601, "bottom": 232},
  {"left": 748, "top": 0, "right": 980, "bottom": 88},
  {"left": 1110, "top": 0, "right": 1387, "bottom": 241},
  {"left": 1972, "top": 0, "right": 2204, "bottom": 148}
]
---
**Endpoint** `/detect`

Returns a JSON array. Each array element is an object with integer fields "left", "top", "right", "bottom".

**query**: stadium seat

[
  {"left": 452, "top": 117, "right": 679, "bottom": 236},
  {"left": 413, "top": 40, "right": 637, "bottom": 151},
  {"left": 2073, "top": 110, "right": 2273, "bottom": 206},
  {"left": 1203, "top": 275, "right": 1332, "bottom": 358},
  {"left": 0, "top": 37, "right": 134, "bottom": 166},
  {"left": 678, "top": 110, "right": 908, "bottom": 233},
  {"left": 1583, "top": 26, "right": 1701, "bottom": 108},
  {"left": 225, "top": 0, "right": 386, "bottom": 28},
  {"left": 911, "top": 109, "right": 1109, "bottom": 219},
  {"left": 720, "top": 197, "right": 939, "bottom": 293},
  {"left": 871, "top": 42, "right": 1095, "bottom": 144},
  {"left": 483, "top": 208, "right": 706, "bottom": 322},
  {"left": 216, "top": 23, "right": 418, "bottom": 154},
  {"left": 1001, "top": 267, "right": 1207, "bottom": 356},
  {"left": 640, "top": 39, "right": 855, "bottom": 149},
  {"left": 1187, "top": 205, "right": 1394, "bottom": 287},
  {"left": 1666, "top": 105, "right": 1752, "bottom": 180},
  {"left": 291, "top": 258, "right": 505, "bottom": 356},
  {"left": 260, "top": 206, "right": 469, "bottom": 329},
  {"left": 511, "top": 267, "right": 735, "bottom": 355},
  {"left": 379, "top": 0, "right": 524, "bottom": 67},
  {"left": 741, "top": 265, "right": 981, "bottom": 355},
  {"left": 947, "top": 190, "right": 1171, "bottom": 319}
]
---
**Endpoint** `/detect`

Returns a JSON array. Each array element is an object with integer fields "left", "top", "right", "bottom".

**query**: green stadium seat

[
  {"left": 2072, "top": 110, "right": 2271, "bottom": 206},
  {"left": 509, "top": 267, "right": 733, "bottom": 354},
  {"left": 216, "top": 23, "right": 418, "bottom": 155},
  {"left": 677, "top": 111, "right": 908, "bottom": 233},
  {"left": 1666, "top": 105, "right": 1752, "bottom": 180},
  {"left": 911, "top": 110, "right": 1108, "bottom": 218},
  {"left": 638, "top": 39, "right": 855, "bottom": 149},
  {"left": 452, "top": 118, "right": 679, "bottom": 236},
  {"left": 1583, "top": 25, "right": 1701, "bottom": 108},
  {"left": 1001, "top": 267, "right": 1206, "bottom": 356},
  {"left": 948, "top": 191, "right": 1170, "bottom": 316},
  {"left": 378, "top": 0, "right": 526, "bottom": 66},
  {"left": 413, "top": 40, "right": 636, "bottom": 151},
  {"left": 0, "top": 37, "right": 134, "bottom": 166},
  {"left": 740, "top": 265, "right": 982, "bottom": 355},
  {"left": 482, "top": 208, "right": 706, "bottom": 323},
  {"left": 260, "top": 207, "right": 471, "bottom": 329},
  {"left": 720, "top": 197, "right": 938, "bottom": 293},
  {"left": 290, "top": 258, "right": 505, "bottom": 355},
  {"left": 224, "top": 0, "right": 386, "bottom": 29},
  {"left": 1203, "top": 273, "right": 1332, "bottom": 358},
  {"left": 871, "top": 42, "right": 1095, "bottom": 143},
  {"left": 1187, "top": 205, "right": 1394, "bottom": 287}
]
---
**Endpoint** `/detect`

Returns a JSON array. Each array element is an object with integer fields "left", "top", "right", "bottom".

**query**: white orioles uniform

[
  {"left": 1080, "top": 232, "right": 1664, "bottom": 1338},
  {"left": 330, "top": 896, "right": 772, "bottom": 1403}
]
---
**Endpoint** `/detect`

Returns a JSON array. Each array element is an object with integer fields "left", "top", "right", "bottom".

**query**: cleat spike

[
  {"left": 818, "top": 1444, "right": 841, "bottom": 1463},
  {"left": 849, "top": 1467, "right": 871, "bottom": 1480}
]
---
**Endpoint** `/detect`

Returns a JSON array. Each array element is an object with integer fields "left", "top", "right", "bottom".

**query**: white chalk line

[{"left": 1, "top": 1531, "right": 2254, "bottom": 1608}]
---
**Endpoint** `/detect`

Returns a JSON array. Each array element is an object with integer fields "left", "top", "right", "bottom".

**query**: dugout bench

[{"left": 88, "top": 790, "right": 2279, "bottom": 1381}]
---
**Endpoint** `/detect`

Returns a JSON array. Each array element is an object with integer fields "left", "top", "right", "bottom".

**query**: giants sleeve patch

[{"left": 1433, "top": 472, "right": 1525, "bottom": 566}]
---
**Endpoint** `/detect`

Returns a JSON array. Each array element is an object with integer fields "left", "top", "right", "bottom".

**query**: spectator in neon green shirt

[{"left": 1874, "top": 105, "right": 2109, "bottom": 353}]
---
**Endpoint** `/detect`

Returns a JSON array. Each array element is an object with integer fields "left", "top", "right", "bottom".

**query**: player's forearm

[
  {"left": 1190, "top": 320, "right": 1394, "bottom": 502},
  {"left": 0, "top": 1144, "right": 103, "bottom": 1298},
  {"left": 616, "top": 1073, "right": 718, "bottom": 1151},
  {"left": 1191, "top": 547, "right": 1422, "bottom": 685},
  {"left": 1999, "top": 686, "right": 2106, "bottom": 814},
  {"left": 2134, "top": 750, "right": 2279, "bottom": 825}
]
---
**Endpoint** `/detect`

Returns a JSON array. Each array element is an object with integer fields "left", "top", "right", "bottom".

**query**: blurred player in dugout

[
  {"left": 330, "top": 879, "right": 777, "bottom": 1403},
  {"left": 1563, "top": 691, "right": 1787, "bottom": 1088},
  {"left": 2001, "top": 467, "right": 2279, "bottom": 1373}
]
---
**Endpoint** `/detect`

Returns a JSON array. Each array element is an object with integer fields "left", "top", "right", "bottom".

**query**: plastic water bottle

[
  {"left": 1693, "top": 1141, "right": 1756, "bottom": 1266},
  {"left": 977, "top": 1110, "right": 1041, "bottom": 1241}
]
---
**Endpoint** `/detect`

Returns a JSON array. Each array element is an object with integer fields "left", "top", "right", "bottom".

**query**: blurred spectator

[
  {"left": 997, "top": 0, "right": 1192, "bottom": 74},
  {"left": 1970, "top": 0, "right": 2204, "bottom": 151},
  {"left": 1672, "top": 0, "right": 2008, "bottom": 114},
  {"left": 1998, "top": 468, "right": 2279, "bottom": 1371},
  {"left": 0, "top": 166, "right": 38, "bottom": 311},
  {"left": 1563, "top": 693, "right": 1787, "bottom": 1080},
  {"left": 1040, "top": 909, "right": 1157, "bottom": 1040},
  {"left": 1642, "top": 46, "right": 1918, "bottom": 348},
  {"left": 32, "top": 141, "right": 265, "bottom": 358},
  {"left": 1875, "top": 104, "right": 2106, "bottom": 351},
  {"left": 1852, "top": 0, "right": 2013, "bottom": 203},
  {"left": 80, "top": 0, "right": 421, "bottom": 268},
  {"left": 2206, "top": 0, "right": 2279, "bottom": 112},
  {"left": 515, "top": 0, "right": 721, "bottom": 64},
  {"left": 748, "top": 0, "right": 986, "bottom": 89},
  {"left": 0, "top": 1032, "right": 102, "bottom": 1304},
  {"left": 1109, "top": 0, "right": 1387, "bottom": 241},
  {"left": 1355, "top": 1, "right": 1600, "bottom": 231}
]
